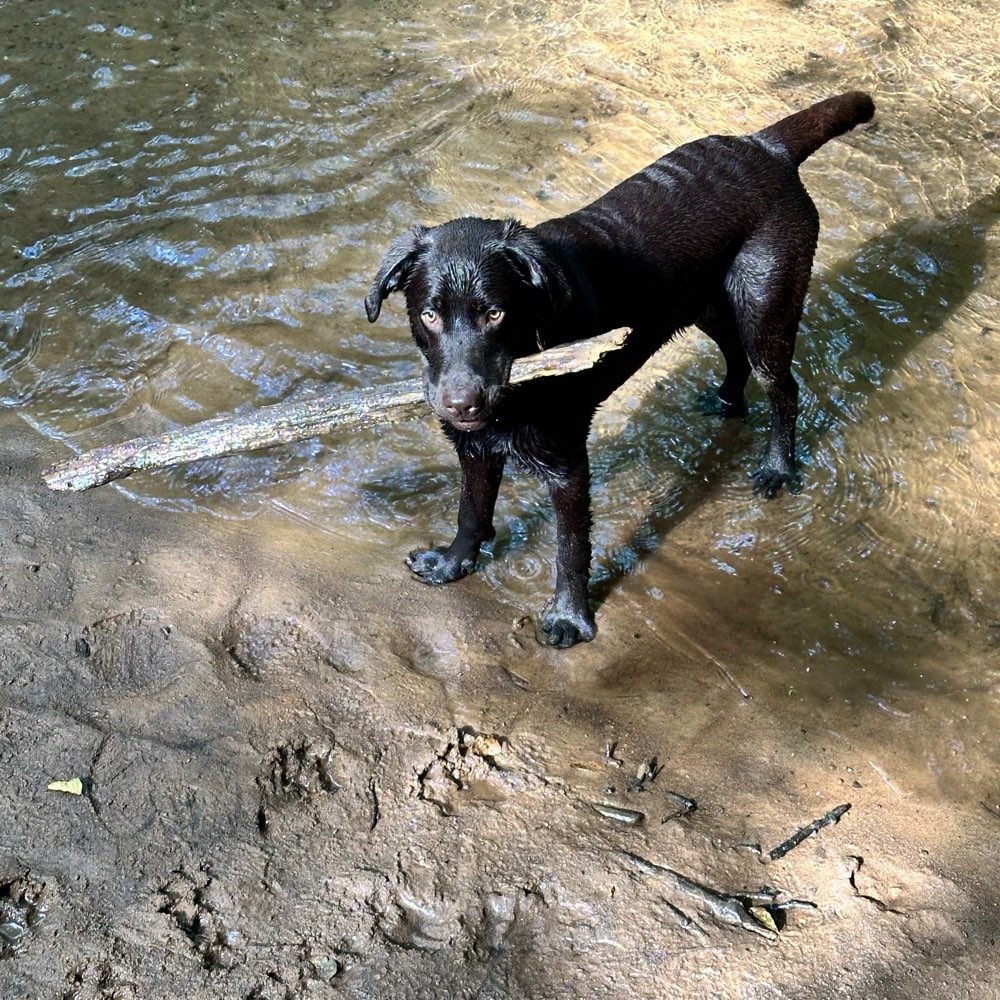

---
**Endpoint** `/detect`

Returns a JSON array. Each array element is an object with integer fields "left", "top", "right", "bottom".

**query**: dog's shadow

[{"left": 576, "top": 190, "right": 998, "bottom": 606}]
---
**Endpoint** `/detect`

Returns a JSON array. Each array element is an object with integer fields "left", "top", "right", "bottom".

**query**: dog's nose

[{"left": 442, "top": 389, "right": 482, "bottom": 421}]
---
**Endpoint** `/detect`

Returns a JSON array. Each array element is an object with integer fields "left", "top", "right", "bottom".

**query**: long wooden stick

[{"left": 43, "top": 328, "right": 630, "bottom": 492}]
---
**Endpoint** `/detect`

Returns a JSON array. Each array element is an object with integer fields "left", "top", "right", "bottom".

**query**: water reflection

[{"left": 0, "top": 1, "right": 997, "bottom": 662}]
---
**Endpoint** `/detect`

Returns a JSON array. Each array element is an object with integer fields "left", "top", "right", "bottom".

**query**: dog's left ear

[
  {"left": 365, "top": 226, "right": 428, "bottom": 322},
  {"left": 498, "top": 219, "right": 571, "bottom": 312}
]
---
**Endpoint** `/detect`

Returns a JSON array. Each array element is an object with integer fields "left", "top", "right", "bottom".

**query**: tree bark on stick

[{"left": 43, "top": 328, "right": 631, "bottom": 492}]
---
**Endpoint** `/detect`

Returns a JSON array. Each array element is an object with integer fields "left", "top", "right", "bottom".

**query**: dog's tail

[{"left": 757, "top": 91, "right": 875, "bottom": 166}]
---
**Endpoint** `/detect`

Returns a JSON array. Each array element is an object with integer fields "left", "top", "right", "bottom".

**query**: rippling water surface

[{"left": 2, "top": 2, "right": 998, "bottom": 770}]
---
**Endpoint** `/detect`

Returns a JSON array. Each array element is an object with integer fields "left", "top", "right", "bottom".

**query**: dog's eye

[
  {"left": 485, "top": 308, "right": 504, "bottom": 324},
  {"left": 421, "top": 308, "right": 440, "bottom": 328}
]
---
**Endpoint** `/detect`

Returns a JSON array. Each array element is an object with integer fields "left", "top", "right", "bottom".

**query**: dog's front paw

[
  {"left": 406, "top": 546, "right": 475, "bottom": 585},
  {"left": 537, "top": 602, "right": 596, "bottom": 649},
  {"left": 750, "top": 467, "right": 802, "bottom": 499}
]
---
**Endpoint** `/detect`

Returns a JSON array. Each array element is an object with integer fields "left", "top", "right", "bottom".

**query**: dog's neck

[{"left": 529, "top": 228, "right": 605, "bottom": 349}]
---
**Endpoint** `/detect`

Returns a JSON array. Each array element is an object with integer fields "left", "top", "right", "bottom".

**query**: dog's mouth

[
  {"left": 446, "top": 415, "right": 489, "bottom": 432},
  {"left": 427, "top": 384, "right": 502, "bottom": 432},
  {"left": 426, "top": 369, "right": 509, "bottom": 433}
]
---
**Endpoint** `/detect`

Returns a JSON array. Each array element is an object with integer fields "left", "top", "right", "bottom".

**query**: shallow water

[{"left": 2, "top": 0, "right": 998, "bottom": 796}]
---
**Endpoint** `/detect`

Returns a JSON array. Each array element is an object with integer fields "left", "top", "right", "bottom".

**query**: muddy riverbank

[{"left": 3, "top": 405, "right": 999, "bottom": 998}]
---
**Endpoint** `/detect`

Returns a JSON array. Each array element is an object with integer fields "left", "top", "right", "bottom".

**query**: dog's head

[{"left": 365, "top": 217, "right": 569, "bottom": 431}]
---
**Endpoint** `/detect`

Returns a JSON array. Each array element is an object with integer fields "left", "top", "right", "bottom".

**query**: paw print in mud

[
  {"left": 255, "top": 737, "right": 342, "bottom": 835},
  {"left": 0, "top": 874, "right": 47, "bottom": 959},
  {"left": 157, "top": 865, "right": 240, "bottom": 970}
]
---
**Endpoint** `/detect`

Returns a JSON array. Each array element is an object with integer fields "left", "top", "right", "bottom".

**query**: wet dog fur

[{"left": 365, "top": 92, "right": 875, "bottom": 647}]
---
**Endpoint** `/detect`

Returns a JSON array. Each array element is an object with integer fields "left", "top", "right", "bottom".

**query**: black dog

[{"left": 365, "top": 91, "right": 875, "bottom": 647}]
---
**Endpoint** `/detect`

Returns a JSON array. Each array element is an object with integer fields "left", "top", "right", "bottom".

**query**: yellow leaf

[{"left": 47, "top": 778, "right": 84, "bottom": 795}]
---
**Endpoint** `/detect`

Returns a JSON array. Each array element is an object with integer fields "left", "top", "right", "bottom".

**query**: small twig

[
  {"left": 603, "top": 741, "right": 624, "bottom": 768},
  {"left": 592, "top": 803, "right": 645, "bottom": 826},
  {"left": 766, "top": 802, "right": 851, "bottom": 862},
  {"left": 618, "top": 850, "right": 814, "bottom": 939},
  {"left": 662, "top": 790, "right": 697, "bottom": 821},
  {"left": 629, "top": 756, "right": 662, "bottom": 791}
]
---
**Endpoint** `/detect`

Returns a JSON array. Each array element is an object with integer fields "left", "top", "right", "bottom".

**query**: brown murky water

[{"left": 1, "top": 1, "right": 998, "bottom": 997}]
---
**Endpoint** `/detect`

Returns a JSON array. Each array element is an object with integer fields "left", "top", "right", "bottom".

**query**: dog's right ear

[
  {"left": 498, "top": 218, "right": 571, "bottom": 315},
  {"left": 364, "top": 226, "right": 428, "bottom": 322}
]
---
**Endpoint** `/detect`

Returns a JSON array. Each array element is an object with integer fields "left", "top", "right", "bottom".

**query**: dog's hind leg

[
  {"left": 695, "top": 296, "right": 751, "bottom": 418},
  {"left": 407, "top": 450, "right": 505, "bottom": 584},
  {"left": 728, "top": 220, "right": 817, "bottom": 498},
  {"left": 749, "top": 356, "right": 800, "bottom": 498}
]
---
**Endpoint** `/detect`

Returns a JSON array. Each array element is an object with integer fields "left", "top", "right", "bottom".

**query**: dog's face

[{"left": 365, "top": 217, "right": 568, "bottom": 431}]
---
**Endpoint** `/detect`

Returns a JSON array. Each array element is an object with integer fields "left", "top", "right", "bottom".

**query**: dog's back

[{"left": 534, "top": 92, "right": 875, "bottom": 336}]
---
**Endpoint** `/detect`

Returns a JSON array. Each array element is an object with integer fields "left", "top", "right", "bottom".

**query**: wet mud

[{"left": 2, "top": 408, "right": 998, "bottom": 999}]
